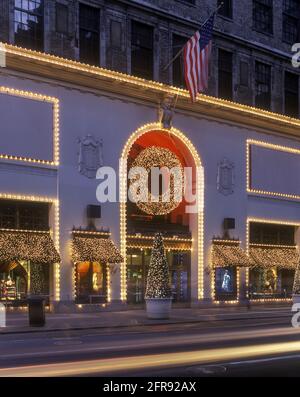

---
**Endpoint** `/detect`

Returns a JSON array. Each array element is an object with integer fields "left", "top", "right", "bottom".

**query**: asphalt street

[{"left": 0, "top": 313, "right": 300, "bottom": 376}]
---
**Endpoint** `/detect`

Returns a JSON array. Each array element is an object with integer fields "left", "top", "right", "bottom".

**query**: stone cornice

[{"left": 2, "top": 42, "right": 300, "bottom": 139}]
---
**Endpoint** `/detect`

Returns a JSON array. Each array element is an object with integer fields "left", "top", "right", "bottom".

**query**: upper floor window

[
  {"left": 282, "top": 0, "right": 300, "bottom": 43},
  {"left": 14, "top": 0, "right": 44, "bottom": 51},
  {"left": 0, "top": 200, "right": 49, "bottom": 231},
  {"left": 285, "top": 72, "right": 299, "bottom": 118},
  {"left": 218, "top": 0, "right": 233, "bottom": 19},
  {"left": 250, "top": 223, "right": 295, "bottom": 245},
  {"left": 56, "top": 2, "right": 69, "bottom": 35},
  {"left": 172, "top": 34, "right": 187, "bottom": 88},
  {"left": 255, "top": 61, "right": 271, "bottom": 110},
  {"left": 131, "top": 21, "right": 153, "bottom": 80},
  {"left": 253, "top": 0, "right": 273, "bottom": 34},
  {"left": 218, "top": 49, "right": 233, "bottom": 100},
  {"left": 79, "top": 3, "right": 100, "bottom": 66}
]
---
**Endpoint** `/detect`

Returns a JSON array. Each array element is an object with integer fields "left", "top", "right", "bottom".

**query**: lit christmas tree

[
  {"left": 293, "top": 265, "right": 300, "bottom": 294},
  {"left": 145, "top": 233, "right": 172, "bottom": 299}
]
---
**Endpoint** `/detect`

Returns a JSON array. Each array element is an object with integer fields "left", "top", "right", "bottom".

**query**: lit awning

[
  {"left": 211, "top": 243, "right": 252, "bottom": 268},
  {"left": 0, "top": 229, "right": 60, "bottom": 264},
  {"left": 249, "top": 246, "right": 300, "bottom": 269},
  {"left": 72, "top": 235, "right": 123, "bottom": 263}
]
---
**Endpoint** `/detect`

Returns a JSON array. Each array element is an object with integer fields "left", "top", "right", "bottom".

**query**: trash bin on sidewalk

[{"left": 27, "top": 296, "right": 46, "bottom": 327}]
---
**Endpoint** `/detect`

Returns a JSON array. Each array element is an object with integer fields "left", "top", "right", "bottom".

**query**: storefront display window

[
  {"left": 215, "top": 267, "right": 237, "bottom": 301},
  {"left": 167, "top": 251, "right": 190, "bottom": 302},
  {"left": 249, "top": 268, "right": 294, "bottom": 299},
  {"left": 0, "top": 261, "right": 49, "bottom": 305},
  {"left": 127, "top": 249, "right": 191, "bottom": 304},
  {"left": 76, "top": 261, "right": 107, "bottom": 303},
  {"left": 249, "top": 222, "right": 297, "bottom": 299}
]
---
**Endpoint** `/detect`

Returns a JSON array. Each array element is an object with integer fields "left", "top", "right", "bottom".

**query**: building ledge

[{"left": 2, "top": 43, "right": 300, "bottom": 138}]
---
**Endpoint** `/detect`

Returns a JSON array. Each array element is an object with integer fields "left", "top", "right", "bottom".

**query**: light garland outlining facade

[
  {"left": 127, "top": 234, "right": 193, "bottom": 251},
  {"left": 72, "top": 230, "right": 111, "bottom": 237},
  {"left": 246, "top": 217, "right": 300, "bottom": 303},
  {"left": 120, "top": 123, "right": 204, "bottom": 302},
  {"left": 0, "top": 86, "right": 60, "bottom": 166},
  {"left": 211, "top": 239, "right": 242, "bottom": 244},
  {"left": 53, "top": 200, "right": 60, "bottom": 301},
  {"left": 127, "top": 235, "right": 192, "bottom": 242},
  {"left": 246, "top": 139, "right": 300, "bottom": 200},
  {"left": 250, "top": 242, "right": 297, "bottom": 248},
  {"left": 127, "top": 245, "right": 192, "bottom": 251},
  {"left": 106, "top": 263, "right": 111, "bottom": 303}
]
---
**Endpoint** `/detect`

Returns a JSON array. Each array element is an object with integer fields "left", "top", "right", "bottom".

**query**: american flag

[{"left": 184, "top": 15, "right": 215, "bottom": 102}]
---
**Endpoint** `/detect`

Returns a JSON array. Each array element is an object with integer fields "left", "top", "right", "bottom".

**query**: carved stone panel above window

[
  {"left": 78, "top": 135, "right": 103, "bottom": 179},
  {"left": 217, "top": 158, "right": 235, "bottom": 196}
]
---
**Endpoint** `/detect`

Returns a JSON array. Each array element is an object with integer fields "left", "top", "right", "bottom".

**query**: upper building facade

[{"left": 0, "top": 0, "right": 299, "bottom": 116}]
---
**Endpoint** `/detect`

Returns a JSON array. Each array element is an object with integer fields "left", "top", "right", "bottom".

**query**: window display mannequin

[{"left": 222, "top": 269, "right": 231, "bottom": 292}]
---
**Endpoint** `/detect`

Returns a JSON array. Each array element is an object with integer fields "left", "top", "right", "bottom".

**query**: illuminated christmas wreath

[{"left": 129, "top": 146, "right": 183, "bottom": 215}]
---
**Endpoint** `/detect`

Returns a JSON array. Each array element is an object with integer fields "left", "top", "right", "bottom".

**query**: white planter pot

[
  {"left": 145, "top": 298, "right": 172, "bottom": 319},
  {"left": 292, "top": 294, "right": 300, "bottom": 304}
]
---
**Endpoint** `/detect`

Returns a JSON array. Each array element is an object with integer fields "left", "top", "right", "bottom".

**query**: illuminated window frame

[
  {"left": 245, "top": 217, "right": 300, "bottom": 303},
  {"left": 120, "top": 122, "right": 204, "bottom": 302},
  {"left": 209, "top": 241, "right": 240, "bottom": 305},
  {"left": 70, "top": 230, "right": 112, "bottom": 303},
  {"left": 246, "top": 139, "right": 300, "bottom": 200},
  {"left": 0, "top": 86, "right": 60, "bottom": 166},
  {"left": 0, "top": 192, "right": 60, "bottom": 301}
]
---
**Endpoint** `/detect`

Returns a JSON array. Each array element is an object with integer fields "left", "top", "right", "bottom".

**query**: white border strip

[{"left": 0, "top": 43, "right": 6, "bottom": 68}]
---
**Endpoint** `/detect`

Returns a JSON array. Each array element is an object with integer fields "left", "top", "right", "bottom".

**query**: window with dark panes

[
  {"left": 218, "top": 49, "right": 233, "bottom": 100},
  {"left": 283, "top": 0, "right": 300, "bottom": 43},
  {"left": 255, "top": 61, "right": 271, "bottom": 110},
  {"left": 172, "top": 34, "right": 187, "bottom": 88},
  {"left": 56, "top": 2, "right": 68, "bottom": 35},
  {"left": 14, "top": 0, "right": 44, "bottom": 51},
  {"left": 250, "top": 223, "right": 295, "bottom": 245},
  {"left": 253, "top": 0, "right": 273, "bottom": 34},
  {"left": 218, "top": 0, "right": 233, "bottom": 19},
  {"left": 131, "top": 21, "right": 153, "bottom": 80},
  {"left": 285, "top": 72, "right": 299, "bottom": 118},
  {"left": 79, "top": 4, "right": 100, "bottom": 66},
  {"left": 0, "top": 200, "right": 49, "bottom": 231}
]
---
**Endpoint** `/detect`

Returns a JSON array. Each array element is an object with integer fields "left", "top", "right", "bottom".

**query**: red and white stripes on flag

[{"left": 184, "top": 15, "right": 214, "bottom": 102}]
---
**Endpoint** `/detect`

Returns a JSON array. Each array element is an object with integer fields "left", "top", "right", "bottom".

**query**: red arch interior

[{"left": 128, "top": 130, "right": 197, "bottom": 227}]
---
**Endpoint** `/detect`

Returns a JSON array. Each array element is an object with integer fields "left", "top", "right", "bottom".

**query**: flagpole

[{"left": 163, "top": 2, "right": 224, "bottom": 72}]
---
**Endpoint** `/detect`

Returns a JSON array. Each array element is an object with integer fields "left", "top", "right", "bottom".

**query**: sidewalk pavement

[{"left": 0, "top": 305, "right": 293, "bottom": 334}]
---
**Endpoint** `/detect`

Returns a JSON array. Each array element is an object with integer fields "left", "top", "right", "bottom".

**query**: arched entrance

[{"left": 120, "top": 123, "right": 204, "bottom": 303}]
